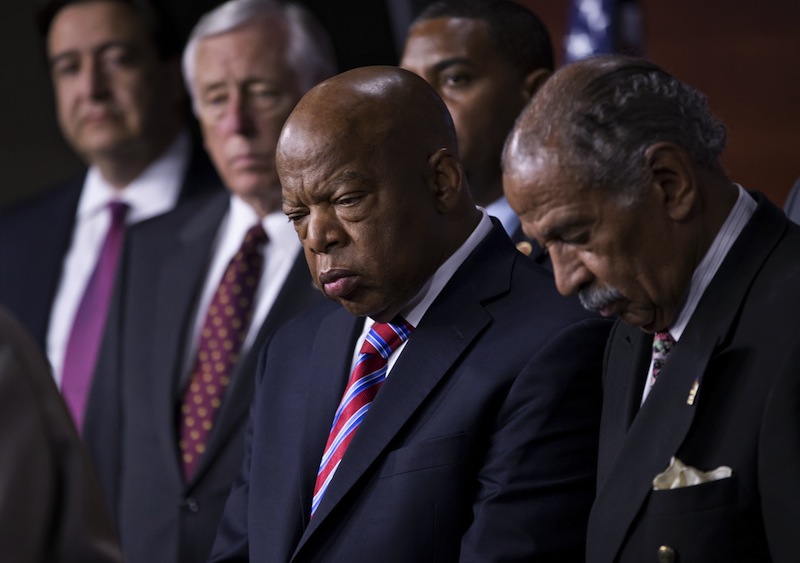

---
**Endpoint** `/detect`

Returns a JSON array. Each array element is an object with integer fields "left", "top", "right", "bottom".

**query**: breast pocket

[
  {"left": 640, "top": 473, "right": 768, "bottom": 560},
  {"left": 378, "top": 432, "right": 469, "bottom": 478},
  {"left": 648, "top": 472, "right": 738, "bottom": 515}
]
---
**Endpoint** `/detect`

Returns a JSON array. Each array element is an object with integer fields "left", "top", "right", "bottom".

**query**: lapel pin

[
  {"left": 516, "top": 241, "right": 533, "bottom": 256},
  {"left": 687, "top": 377, "right": 700, "bottom": 406}
]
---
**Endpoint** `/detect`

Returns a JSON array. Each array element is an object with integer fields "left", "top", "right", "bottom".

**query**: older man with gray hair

[
  {"left": 504, "top": 54, "right": 800, "bottom": 563},
  {"left": 88, "top": 1, "right": 335, "bottom": 562}
]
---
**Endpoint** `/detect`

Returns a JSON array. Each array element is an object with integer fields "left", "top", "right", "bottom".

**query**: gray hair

[
  {"left": 506, "top": 55, "right": 727, "bottom": 205},
  {"left": 182, "top": 0, "right": 336, "bottom": 111}
]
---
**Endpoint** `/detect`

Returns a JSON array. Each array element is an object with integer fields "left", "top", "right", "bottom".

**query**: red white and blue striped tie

[{"left": 311, "top": 317, "right": 413, "bottom": 516}]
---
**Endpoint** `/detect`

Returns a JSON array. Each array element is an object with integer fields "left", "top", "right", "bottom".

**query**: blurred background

[{"left": 2, "top": 0, "right": 798, "bottom": 209}]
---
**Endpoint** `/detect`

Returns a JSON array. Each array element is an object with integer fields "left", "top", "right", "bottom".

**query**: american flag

[{"left": 564, "top": 0, "right": 644, "bottom": 63}]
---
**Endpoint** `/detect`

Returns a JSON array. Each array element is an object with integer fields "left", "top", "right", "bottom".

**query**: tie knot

[
  {"left": 108, "top": 200, "right": 129, "bottom": 224},
  {"left": 241, "top": 223, "right": 268, "bottom": 251},
  {"left": 653, "top": 331, "right": 675, "bottom": 354},
  {"left": 361, "top": 316, "right": 414, "bottom": 359}
]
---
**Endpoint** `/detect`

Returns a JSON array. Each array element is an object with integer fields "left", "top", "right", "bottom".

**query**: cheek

[
  {"left": 200, "top": 126, "right": 227, "bottom": 167},
  {"left": 54, "top": 83, "right": 77, "bottom": 119},
  {"left": 303, "top": 247, "right": 320, "bottom": 277}
]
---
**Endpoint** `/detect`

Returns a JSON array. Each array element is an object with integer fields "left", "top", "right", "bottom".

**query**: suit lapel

[
  {"left": 151, "top": 195, "right": 228, "bottom": 485},
  {"left": 297, "top": 309, "right": 364, "bottom": 524},
  {"left": 588, "top": 192, "right": 788, "bottom": 561},
  {"left": 589, "top": 326, "right": 716, "bottom": 561},
  {"left": 178, "top": 138, "right": 222, "bottom": 201},
  {"left": 595, "top": 321, "right": 651, "bottom": 489},
  {"left": 17, "top": 177, "right": 84, "bottom": 343},
  {"left": 295, "top": 223, "right": 514, "bottom": 555}
]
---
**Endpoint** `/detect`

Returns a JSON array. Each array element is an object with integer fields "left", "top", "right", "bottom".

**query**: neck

[
  {"left": 92, "top": 125, "right": 183, "bottom": 190},
  {"left": 699, "top": 167, "right": 740, "bottom": 248}
]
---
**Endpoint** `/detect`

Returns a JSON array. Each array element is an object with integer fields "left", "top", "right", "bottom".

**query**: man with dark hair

[
  {"left": 209, "top": 65, "right": 611, "bottom": 562},
  {"left": 400, "top": 0, "right": 552, "bottom": 260},
  {"left": 0, "top": 0, "right": 219, "bottom": 430},
  {"left": 91, "top": 1, "right": 335, "bottom": 562},
  {"left": 504, "top": 54, "right": 800, "bottom": 563}
]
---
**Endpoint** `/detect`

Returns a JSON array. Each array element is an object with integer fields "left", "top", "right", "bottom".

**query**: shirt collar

[
  {"left": 370, "top": 208, "right": 492, "bottom": 329},
  {"left": 668, "top": 185, "right": 757, "bottom": 340},
  {"left": 77, "top": 129, "right": 190, "bottom": 223},
  {"left": 224, "top": 194, "right": 298, "bottom": 249},
  {"left": 483, "top": 195, "right": 520, "bottom": 238}
]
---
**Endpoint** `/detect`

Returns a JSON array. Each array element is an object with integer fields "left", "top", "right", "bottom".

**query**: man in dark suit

[
  {"left": 0, "top": 0, "right": 219, "bottom": 427},
  {"left": 504, "top": 55, "right": 800, "bottom": 563},
  {"left": 89, "top": 2, "right": 337, "bottom": 562},
  {"left": 209, "top": 65, "right": 611, "bottom": 562},
  {"left": 399, "top": 0, "right": 551, "bottom": 262},
  {"left": 0, "top": 305, "right": 122, "bottom": 562}
]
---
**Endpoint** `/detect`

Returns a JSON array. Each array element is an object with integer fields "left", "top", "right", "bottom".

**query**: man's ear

[
  {"left": 427, "top": 148, "right": 464, "bottom": 213},
  {"left": 522, "top": 68, "right": 552, "bottom": 101},
  {"left": 645, "top": 142, "right": 697, "bottom": 221}
]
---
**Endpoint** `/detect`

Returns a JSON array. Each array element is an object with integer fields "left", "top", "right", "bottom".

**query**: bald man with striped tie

[{"left": 209, "top": 65, "right": 612, "bottom": 563}]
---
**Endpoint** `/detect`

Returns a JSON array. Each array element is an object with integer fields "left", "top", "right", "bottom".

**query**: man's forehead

[{"left": 49, "top": 2, "right": 149, "bottom": 52}]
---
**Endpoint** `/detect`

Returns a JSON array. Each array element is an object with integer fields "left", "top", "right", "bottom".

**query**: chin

[
  {"left": 228, "top": 178, "right": 277, "bottom": 201},
  {"left": 337, "top": 299, "right": 367, "bottom": 318}
]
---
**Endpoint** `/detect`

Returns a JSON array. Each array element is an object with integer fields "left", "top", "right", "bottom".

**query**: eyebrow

[
  {"left": 329, "top": 170, "right": 369, "bottom": 188},
  {"left": 540, "top": 217, "right": 593, "bottom": 242},
  {"left": 432, "top": 57, "right": 475, "bottom": 73}
]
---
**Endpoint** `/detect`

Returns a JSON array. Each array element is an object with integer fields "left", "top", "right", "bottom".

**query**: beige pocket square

[{"left": 652, "top": 456, "right": 732, "bottom": 490}]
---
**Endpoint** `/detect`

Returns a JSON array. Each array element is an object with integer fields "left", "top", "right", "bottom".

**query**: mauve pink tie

[{"left": 62, "top": 201, "right": 128, "bottom": 432}]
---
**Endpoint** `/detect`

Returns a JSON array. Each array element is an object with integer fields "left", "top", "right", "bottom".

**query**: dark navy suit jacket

[{"left": 210, "top": 222, "right": 612, "bottom": 562}]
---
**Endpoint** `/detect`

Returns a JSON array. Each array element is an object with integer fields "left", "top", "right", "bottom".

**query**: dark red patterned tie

[
  {"left": 311, "top": 317, "right": 413, "bottom": 516},
  {"left": 62, "top": 201, "right": 128, "bottom": 432},
  {"left": 179, "top": 223, "right": 267, "bottom": 481}
]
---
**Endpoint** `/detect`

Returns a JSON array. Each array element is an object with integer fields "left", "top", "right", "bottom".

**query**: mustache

[{"left": 578, "top": 284, "right": 624, "bottom": 312}]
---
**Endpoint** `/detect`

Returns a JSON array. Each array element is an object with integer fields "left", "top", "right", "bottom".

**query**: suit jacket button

[
  {"left": 657, "top": 545, "right": 676, "bottom": 563},
  {"left": 179, "top": 497, "right": 200, "bottom": 513}
]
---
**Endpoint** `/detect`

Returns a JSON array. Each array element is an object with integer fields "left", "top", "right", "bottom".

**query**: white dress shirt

[
  {"left": 47, "top": 130, "right": 191, "bottom": 384},
  {"left": 351, "top": 208, "right": 493, "bottom": 373},
  {"left": 183, "top": 195, "right": 302, "bottom": 377},
  {"left": 641, "top": 185, "right": 757, "bottom": 403}
]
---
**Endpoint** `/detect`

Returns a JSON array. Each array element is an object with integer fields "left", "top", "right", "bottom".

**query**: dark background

[{"left": 2, "top": 0, "right": 798, "bottom": 209}]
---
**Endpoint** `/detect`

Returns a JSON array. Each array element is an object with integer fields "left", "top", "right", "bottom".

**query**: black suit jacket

[
  {"left": 587, "top": 193, "right": 800, "bottom": 563},
  {"left": 88, "top": 190, "right": 324, "bottom": 563},
  {"left": 0, "top": 138, "right": 220, "bottom": 346},
  {"left": 0, "top": 306, "right": 122, "bottom": 562},
  {"left": 210, "top": 222, "right": 612, "bottom": 562}
]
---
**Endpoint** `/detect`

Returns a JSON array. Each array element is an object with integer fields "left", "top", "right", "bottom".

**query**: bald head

[
  {"left": 278, "top": 66, "right": 458, "bottom": 172},
  {"left": 278, "top": 66, "right": 480, "bottom": 322}
]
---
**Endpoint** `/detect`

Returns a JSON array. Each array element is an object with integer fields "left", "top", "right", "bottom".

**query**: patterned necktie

[
  {"left": 179, "top": 223, "right": 268, "bottom": 481},
  {"left": 650, "top": 331, "right": 676, "bottom": 386},
  {"left": 311, "top": 317, "right": 414, "bottom": 516},
  {"left": 62, "top": 200, "right": 128, "bottom": 432}
]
